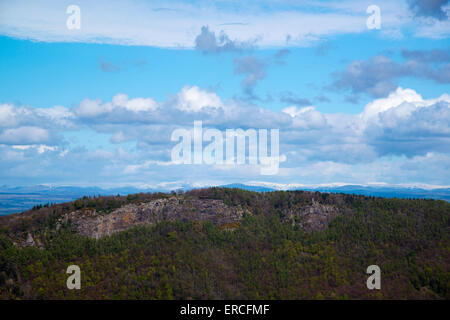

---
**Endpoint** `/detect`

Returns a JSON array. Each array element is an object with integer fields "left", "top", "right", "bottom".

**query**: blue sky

[{"left": 0, "top": 0, "right": 449, "bottom": 190}]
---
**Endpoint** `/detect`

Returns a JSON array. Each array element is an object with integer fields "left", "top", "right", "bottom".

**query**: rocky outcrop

[
  {"left": 25, "top": 233, "right": 35, "bottom": 246},
  {"left": 13, "top": 232, "right": 44, "bottom": 248},
  {"left": 60, "top": 197, "right": 246, "bottom": 239},
  {"left": 283, "top": 198, "right": 340, "bottom": 232},
  {"left": 57, "top": 196, "right": 342, "bottom": 238}
]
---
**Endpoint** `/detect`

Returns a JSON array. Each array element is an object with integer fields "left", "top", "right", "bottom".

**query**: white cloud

[
  {"left": 37, "top": 145, "right": 57, "bottom": 154},
  {"left": 0, "top": 104, "right": 17, "bottom": 127},
  {"left": 64, "top": 86, "right": 450, "bottom": 164},
  {"left": 282, "top": 105, "right": 327, "bottom": 129},
  {"left": 360, "top": 87, "right": 450, "bottom": 135},
  {"left": 0, "top": 126, "right": 51, "bottom": 145},
  {"left": 0, "top": 103, "right": 75, "bottom": 130},
  {"left": 0, "top": 0, "right": 434, "bottom": 48},
  {"left": 0, "top": 104, "right": 33, "bottom": 128},
  {"left": 35, "top": 105, "right": 75, "bottom": 126},
  {"left": 75, "top": 94, "right": 159, "bottom": 119},
  {"left": 113, "top": 94, "right": 158, "bottom": 112},
  {"left": 75, "top": 98, "right": 111, "bottom": 118},
  {"left": 12, "top": 144, "right": 56, "bottom": 154},
  {"left": 123, "top": 159, "right": 175, "bottom": 174},
  {"left": 361, "top": 87, "right": 424, "bottom": 121},
  {"left": 176, "top": 86, "right": 223, "bottom": 112},
  {"left": 0, "top": 85, "right": 449, "bottom": 187},
  {"left": 412, "top": 16, "right": 450, "bottom": 39}
]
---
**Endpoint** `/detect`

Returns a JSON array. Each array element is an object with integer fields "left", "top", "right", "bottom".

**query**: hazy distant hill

[
  {"left": 219, "top": 183, "right": 276, "bottom": 192},
  {"left": 302, "top": 185, "right": 450, "bottom": 201},
  {"left": 1, "top": 183, "right": 449, "bottom": 215},
  {"left": 220, "top": 183, "right": 450, "bottom": 201},
  {"left": 0, "top": 185, "right": 152, "bottom": 215}
]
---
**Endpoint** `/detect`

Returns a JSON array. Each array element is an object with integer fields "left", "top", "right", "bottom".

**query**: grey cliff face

[
  {"left": 60, "top": 197, "right": 246, "bottom": 239},
  {"left": 282, "top": 198, "right": 341, "bottom": 232}
]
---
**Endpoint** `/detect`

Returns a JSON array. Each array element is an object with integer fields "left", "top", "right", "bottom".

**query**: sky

[{"left": 0, "top": 0, "right": 449, "bottom": 190}]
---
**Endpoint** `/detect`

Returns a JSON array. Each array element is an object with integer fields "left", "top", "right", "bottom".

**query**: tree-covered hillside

[{"left": 0, "top": 188, "right": 448, "bottom": 299}]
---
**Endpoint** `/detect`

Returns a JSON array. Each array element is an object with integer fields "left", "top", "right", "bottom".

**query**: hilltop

[
  {"left": 1, "top": 183, "right": 449, "bottom": 216},
  {"left": 0, "top": 188, "right": 449, "bottom": 299}
]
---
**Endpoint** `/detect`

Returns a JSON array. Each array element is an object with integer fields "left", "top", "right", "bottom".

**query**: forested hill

[{"left": 0, "top": 188, "right": 449, "bottom": 299}]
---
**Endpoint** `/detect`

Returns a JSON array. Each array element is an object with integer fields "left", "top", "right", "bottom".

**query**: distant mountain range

[
  {"left": 0, "top": 185, "right": 150, "bottom": 215},
  {"left": 1, "top": 183, "right": 449, "bottom": 215},
  {"left": 221, "top": 183, "right": 450, "bottom": 201}
]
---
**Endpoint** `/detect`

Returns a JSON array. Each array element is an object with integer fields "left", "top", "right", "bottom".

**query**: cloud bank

[
  {"left": 0, "top": 86, "right": 449, "bottom": 187},
  {"left": 1, "top": 0, "right": 448, "bottom": 47}
]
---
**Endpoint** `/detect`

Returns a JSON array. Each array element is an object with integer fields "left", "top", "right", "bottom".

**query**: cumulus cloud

[
  {"left": 361, "top": 88, "right": 450, "bottom": 156},
  {"left": 0, "top": 126, "right": 52, "bottom": 145},
  {"left": 0, "top": 104, "right": 74, "bottom": 147},
  {"left": 1, "top": 85, "right": 449, "bottom": 187},
  {"left": 0, "top": 104, "right": 20, "bottom": 127},
  {"left": 278, "top": 87, "right": 450, "bottom": 164},
  {"left": 360, "top": 87, "right": 424, "bottom": 121},
  {"left": 282, "top": 106, "right": 327, "bottom": 129},
  {"left": 330, "top": 50, "right": 450, "bottom": 99},
  {"left": 4, "top": 86, "right": 450, "bottom": 163},
  {"left": 194, "top": 26, "right": 255, "bottom": 53},
  {"left": 74, "top": 94, "right": 159, "bottom": 120},
  {"left": 369, "top": 101, "right": 450, "bottom": 155},
  {"left": 282, "top": 106, "right": 327, "bottom": 130},
  {"left": 75, "top": 98, "right": 110, "bottom": 118},
  {"left": 113, "top": 94, "right": 158, "bottom": 112},
  {"left": 35, "top": 105, "right": 75, "bottom": 127},
  {"left": 5, "top": 85, "right": 449, "bottom": 163},
  {"left": 175, "top": 86, "right": 223, "bottom": 112}
]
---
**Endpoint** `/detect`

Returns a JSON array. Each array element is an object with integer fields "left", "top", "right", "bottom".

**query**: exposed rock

[
  {"left": 13, "top": 232, "right": 44, "bottom": 249},
  {"left": 283, "top": 198, "right": 340, "bottom": 232},
  {"left": 57, "top": 196, "right": 342, "bottom": 238},
  {"left": 61, "top": 197, "right": 246, "bottom": 239},
  {"left": 25, "top": 233, "right": 35, "bottom": 246}
]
